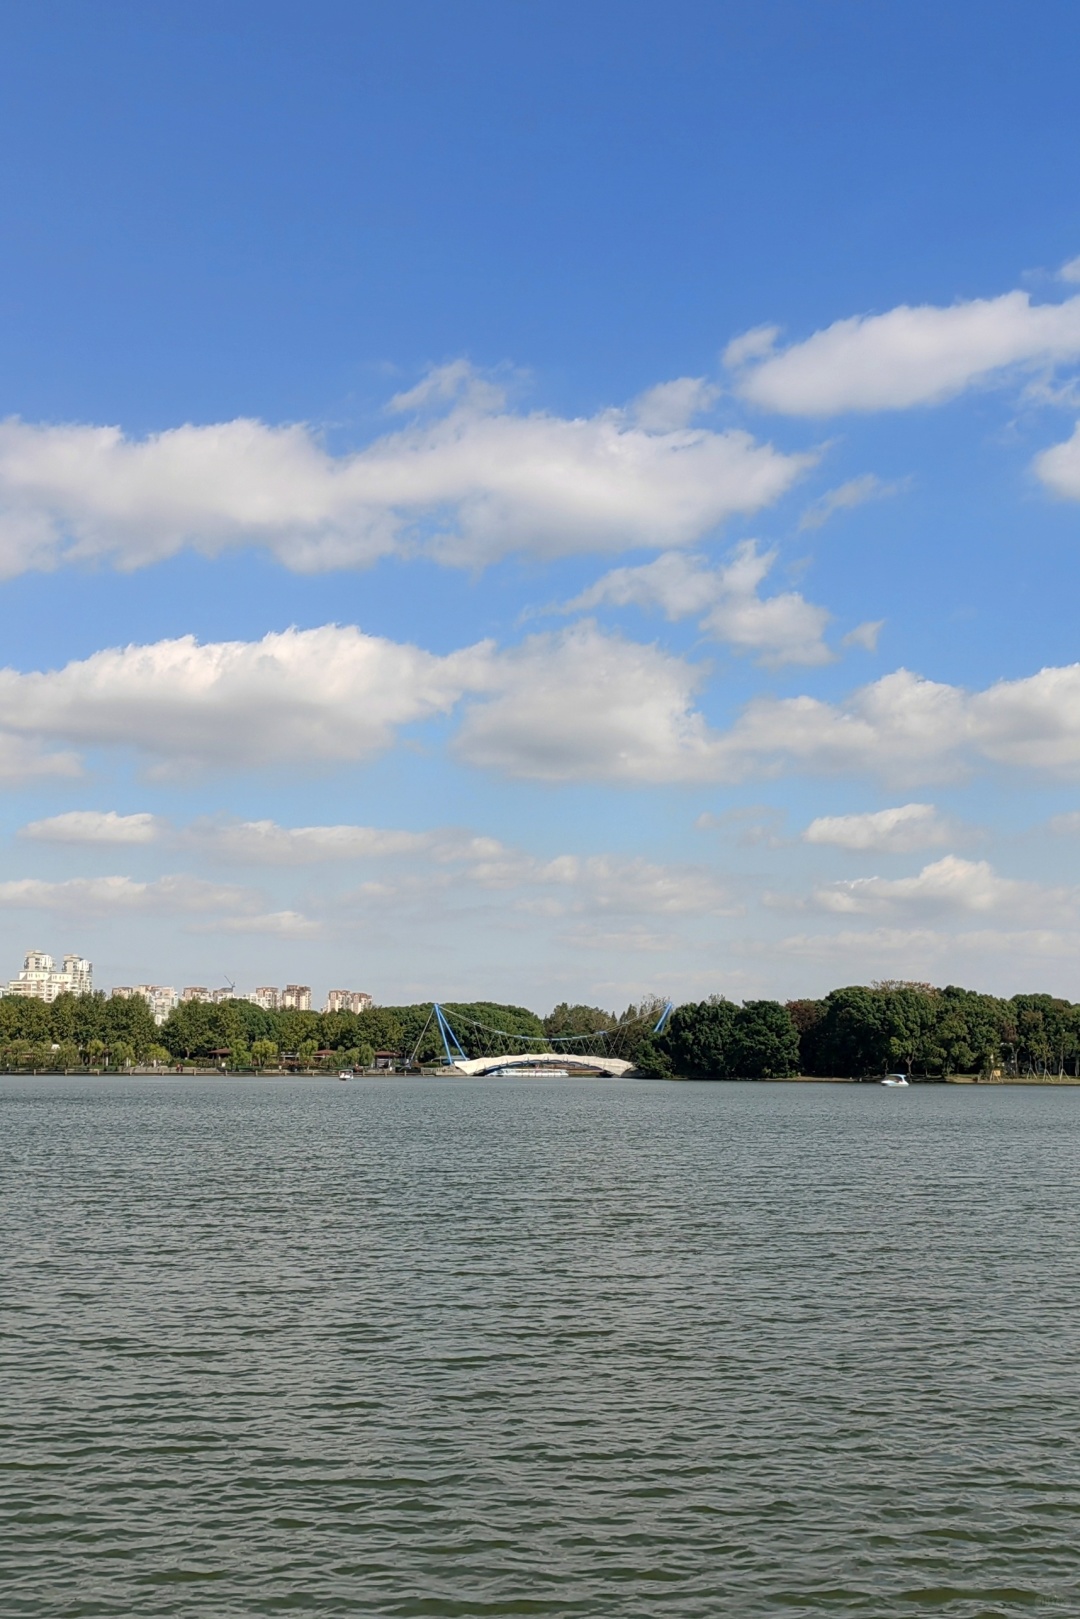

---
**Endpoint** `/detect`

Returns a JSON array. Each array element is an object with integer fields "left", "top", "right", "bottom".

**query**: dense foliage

[
  {"left": 789, "top": 984, "right": 1080, "bottom": 1079},
  {"left": 0, "top": 991, "right": 161, "bottom": 1071},
  {"left": 0, "top": 994, "right": 547, "bottom": 1070},
  {"left": 638, "top": 997, "right": 801, "bottom": 1080},
  {"left": 3, "top": 981, "right": 1079, "bottom": 1078},
  {"left": 613, "top": 982, "right": 1080, "bottom": 1080}
]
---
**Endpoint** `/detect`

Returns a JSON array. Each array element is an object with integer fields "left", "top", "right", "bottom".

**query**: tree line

[
  {"left": 637, "top": 983, "right": 1080, "bottom": 1079},
  {"left": 0, "top": 994, "right": 549, "bottom": 1071},
  {"left": 2, "top": 981, "right": 1079, "bottom": 1078}
]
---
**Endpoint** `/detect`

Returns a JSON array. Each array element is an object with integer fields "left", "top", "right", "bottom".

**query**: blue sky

[{"left": 3, "top": 0, "right": 1080, "bottom": 1007}]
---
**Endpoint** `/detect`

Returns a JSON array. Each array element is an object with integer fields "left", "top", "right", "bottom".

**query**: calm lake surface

[{"left": 2, "top": 1075, "right": 1079, "bottom": 1618}]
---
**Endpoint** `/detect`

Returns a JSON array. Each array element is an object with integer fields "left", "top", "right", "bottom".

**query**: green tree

[
  {"left": 731, "top": 1000, "right": 800, "bottom": 1078},
  {"left": 160, "top": 999, "right": 214, "bottom": 1059},
  {"left": 544, "top": 1003, "right": 613, "bottom": 1038},
  {"left": 812, "top": 987, "right": 894, "bottom": 1077},
  {"left": 103, "top": 994, "right": 157, "bottom": 1060},
  {"left": 52, "top": 1039, "right": 81, "bottom": 1071},
  {"left": 632, "top": 1035, "right": 673, "bottom": 1078},
  {"left": 665, "top": 998, "right": 738, "bottom": 1079}
]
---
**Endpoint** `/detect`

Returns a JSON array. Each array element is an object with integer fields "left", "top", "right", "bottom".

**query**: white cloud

[
  {"left": 841, "top": 620, "right": 884, "bottom": 652},
  {"left": 1033, "top": 422, "right": 1080, "bottom": 499},
  {"left": 727, "top": 289, "right": 1080, "bottom": 415},
  {"left": 0, "top": 370, "right": 812, "bottom": 577},
  {"left": 798, "top": 473, "right": 908, "bottom": 531},
  {"left": 454, "top": 621, "right": 723, "bottom": 783},
  {"left": 21, "top": 809, "right": 165, "bottom": 845},
  {"left": 0, "top": 625, "right": 493, "bottom": 772},
  {"left": 186, "top": 817, "right": 434, "bottom": 864},
  {"left": 386, "top": 359, "right": 508, "bottom": 415},
  {"left": 0, "top": 874, "right": 256, "bottom": 916},
  {"left": 1048, "top": 811, "right": 1080, "bottom": 835},
  {"left": 534, "top": 855, "right": 738, "bottom": 918},
  {"left": 0, "top": 734, "right": 81, "bottom": 784},
  {"left": 722, "top": 326, "right": 781, "bottom": 368},
  {"left": 1060, "top": 256, "right": 1080, "bottom": 285},
  {"left": 6, "top": 804, "right": 733, "bottom": 923},
  {"left": 707, "top": 662, "right": 1080, "bottom": 785},
  {"left": 631, "top": 377, "right": 719, "bottom": 430},
  {"left": 11, "top": 625, "right": 1080, "bottom": 793},
  {"left": 803, "top": 803, "right": 955, "bottom": 854},
  {"left": 808, "top": 855, "right": 1064, "bottom": 922},
  {"left": 463, "top": 636, "right": 1080, "bottom": 788},
  {"left": 566, "top": 541, "right": 833, "bottom": 666}
]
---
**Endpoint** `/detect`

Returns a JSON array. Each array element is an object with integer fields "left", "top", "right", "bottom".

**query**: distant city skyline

[{"left": 5, "top": 946, "right": 371, "bottom": 1020}]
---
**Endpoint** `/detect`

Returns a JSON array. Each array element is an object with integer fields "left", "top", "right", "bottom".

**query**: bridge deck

[{"left": 452, "top": 1052, "right": 634, "bottom": 1077}]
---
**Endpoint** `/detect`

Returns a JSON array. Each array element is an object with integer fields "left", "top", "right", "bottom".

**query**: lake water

[{"left": 2, "top": 1075, "right": 1079, "bottom": 1617}]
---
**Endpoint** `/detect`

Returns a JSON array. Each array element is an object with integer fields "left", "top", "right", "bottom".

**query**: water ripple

[{"left": 2, "top": 1076, "right": 1079, "bottom": 1616}]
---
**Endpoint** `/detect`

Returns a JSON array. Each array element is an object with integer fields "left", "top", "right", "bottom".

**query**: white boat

[
  {"left": 880, "top": 1074, "right": 910, "bottom": 1087},
  {"left": 337, "top": 1070, "right": 351, "bottom": 1081}
]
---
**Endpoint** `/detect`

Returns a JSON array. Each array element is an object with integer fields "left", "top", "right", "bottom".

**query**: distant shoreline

[{"left": 4, "top": 1068, "right": 1080, "bottom": 1086}]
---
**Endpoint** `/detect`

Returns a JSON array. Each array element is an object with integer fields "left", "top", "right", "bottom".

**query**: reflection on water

[{"left": 2, "top": 1075, "right": 1079, "bottom": 1616}]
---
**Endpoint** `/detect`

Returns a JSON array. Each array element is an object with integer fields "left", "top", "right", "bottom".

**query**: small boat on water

[
  {"left": 880, "top": 1073, "right": 910, "bottom": 1087},
  {"left": 337, "top": 1070, "right": 352, "bottom": 1081}
]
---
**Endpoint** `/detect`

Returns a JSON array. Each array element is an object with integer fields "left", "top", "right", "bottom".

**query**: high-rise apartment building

[
  {"left": 248, "top": 987, "right": 280, "bottom": 1010},
  {"left": 6, "top": 950, "right": 92, "bottom": 1002},
  {"left": 280, "top": 984, "right": 311, "bottom": 1011},
  {"left": 112, "top": 984, "right": 178, "bottom": 1025},
  {"left": 324, "top": 989, "right": 373, "bottom": 1014}
]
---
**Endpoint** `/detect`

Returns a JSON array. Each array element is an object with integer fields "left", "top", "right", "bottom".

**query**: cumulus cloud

[
  {"left": 798, "top": 473, "right": 908, "bottom": 531},
  {"left": 21, "top": 809, "right": 165, "bottom": 844},
  {"left": 11, "top": 623, "right": 1080, "bottom": 791},
  {"left": 841, "top": 620, "right": 884, "bottom": 652},
  {"left": 566, "top": 541, "right": 833, "bottom": 666},
  {"left": 186, "top": 817, "right": 434, "bottom": 864},
  {"left": 454, "top": 621, "right": 723, "bottom": 783},
  {"left": 803, "top": 803, "right": 956, "bottom": 854},
  {"left": 631, "top": 377, "right": 719, "bottom": 431},
  {"left": 0, "top": 734, "right": 81, "bottom": 784},
  {"left": 0, "top": 625, "right": 493, "bottom": 772},
  {"left": 808, "top": 855, "right": 1065, "bottom": 922},
  {"left": 0, "top": 369, "right": 812, "bottom": 577},
  {"left": 722, "top": 326, "right": 781, "bottom": 368},
  {"left": 727, "top": 289, "right": 1080, "bottom": 415},
  {"left": 1033, "top": 422, "right": 1080, "bottom": 499},
  {"left": 0, "top": 874, "right": 256, "bottom": 916},
  {"left": 466, "top": 651, "right": 1080, "bottom": 789},
  {"left": 707, "top": 662, "right": 1080, "bottom": 786}
]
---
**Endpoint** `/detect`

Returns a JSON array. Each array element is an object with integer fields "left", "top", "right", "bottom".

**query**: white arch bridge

[
  {"left": 413, "top": 1001, "right": 674, "bottom": 1077},
  {"left": 451, "top": 1052, "right": 635, "bottom": 1078}
]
